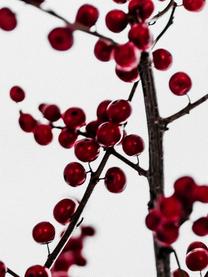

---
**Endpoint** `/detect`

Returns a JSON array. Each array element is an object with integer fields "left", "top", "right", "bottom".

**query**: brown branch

[
  {"left": 149, "top": 0, "right": 175, "bottom": 24},
  {"left": 163, "top": 94, "right": 208, "bottom": 126},
  {"left": 7, "top": 268, "right": 20, "bottom": 277}
]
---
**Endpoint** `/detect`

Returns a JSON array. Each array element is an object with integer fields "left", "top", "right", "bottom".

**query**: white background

[{"left": 0, "top": 0, "right": 208, "bottom": 276}]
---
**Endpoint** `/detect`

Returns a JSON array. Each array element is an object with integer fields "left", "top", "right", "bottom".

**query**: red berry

[
  {"left": 96, "top": 100, "right": 111, "bottom": 121},
  {"left": 64, "top": 162, "right": 86, "bottom": 186},
  {"left": 10, "top": 86, "right": 25, "bottom": 102},
  {"left": 158, "top": 196, "right": 182, "bottom": 220},
  {"left": 169, "top": 72, "right": 192, "bottom": 96},
  {"left": 128, "top": 23, "right": 152, "bottom": 50},
  {"left": 53, "top": 252, "right": 75, "bottom": 272},
  {"left": 33, "top": 124, "right": 53, "bottom": 145},
  {"left": 122, "top": 134, "right": 144, "bottom": 156},
  {"left": 48, "top": 27, "right": 73, "bottom": 51},
  {"left": 105, "top": 10, "right": 128, "bottom": 33},
  {"left": 81, "top": 226, "right": 96, "bottom": 237},
  {"left": 51, "top": 272, "right": 69, "bottom": 277},
  {"left": 183, "top": 0, "right": 205, "bottom": 11},
  {"left": 187, "top": 241, "right": 208, "bottom": 254},
  {"left": 76, "top": 4, "right": 99, "bottom": 28},
  {"left": 74, "top": 138, "right": 100, "bottom": 162},
  {"left": 0, "top": 8, "right": 17, "bottom": 31},
  {"left": 145, "top": 209, "right": 162, "bottom": 231},
  {"left": 104, "top": 167, "right": 126, "bottom": 193},
  {"left": 107, "top": 99, "right": 132, "bottom": 123},
  {"left": 86, "top": 120, "right": 102, "bottom": 137},
  {"left": 186, "top": 248, "right": 208, "bottom": 271},
  {"left": 40, "top": 104, "right": 61, "bottom": 122},
  {"left": 128, "top": 0, "right": 154, "bottom": 20},
  {"left": 74, "top": 254, "right": 87, "bottom": 266},
  {"left": 192, "top": 217, "right": 208, "bottom": 236},
  {"left": 172, "top": 269, "right": 189, "bottom": 277},
  {"left": 58, "top": 128, "right": 78, "bottom": 148},
  {"left": 62, "top": 107, "right": 86, "bottom": 129},
  {"left": 115, "top": 66, "right": 139, "bottom": 82},
  {"left": 194, "top": 185, "right": 208, "bottom": 203},
  {"left": 32, "top": 221, "right": 55, "bottom": 244},
  {"left": 0, "top": 261, "right": 6, "bottom": 277},
  {"left": 53, "top": 198, "right": 77, "bottom": 225},
  {"left": 96, "top": 122, "right": 122, "bottom": 147},
  {"left": 113, "top": 0, "right": 128, "bottom": 3},
  {"left": 63, "top": 237, "right": 83, "bottom": 252},
  {"left": 114, "top": 42, "right": 140, "bottom": 69},
  {"left": 94, "top": 39, "right": 114, "bottom": 62},
  {"left": 174, "top": 176, "right": 196, "bottom": 199},
  {"left": 152, "top": 49, "right": 173, "bottom": 71},
  {"left": 19, "top": 112, "right": 37, "bottom": 132},
  {"left": 156, "top": 222, "right": 179, "bottom": 245},
  {"left": 25, "top": 265, "right": 50, "bottom": 277}
]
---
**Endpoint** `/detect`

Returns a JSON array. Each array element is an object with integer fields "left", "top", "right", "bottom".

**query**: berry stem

[
  {"left": 149, "top": 0, "right": 175, "bottom": 24},
  {"left": 128, "top": 81, "right": 140, "bottom": 102},
  {"left": 7, "top": 268, "right": 20, "bottom": 277},
  {"left": 172, "top": 249, "right": 184, "bottom": 277}
]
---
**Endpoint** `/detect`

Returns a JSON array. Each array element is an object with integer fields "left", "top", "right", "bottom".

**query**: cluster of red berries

[{"left": 145, "top": 176, "right": 208, "bottom": 246}]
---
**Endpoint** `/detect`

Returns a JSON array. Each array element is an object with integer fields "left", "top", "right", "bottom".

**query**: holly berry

[
  {"left": 169, "top": 72, "right": 192, "bottom": 96},
  {"left": 128, "top": 23, "right": 152, "bottom": 50},
  {"left": 39, "top": 104, "right": 61, "bottom": 122},
  {"left": 105, "top": 10, "right": 128, "bottom": 33},
  {"left": 152, "top": 49, "right": 173, "bottom": 71},
  {"left": 53, "top": 198, "right": 77, "bottom": 225},
  {"left": 75, "top": 4, "right": 99, "bottom": 28},
  {"left": 156, "top": 221, "right": 179, "bottom": 245},
  {"left": 96, "top": 122, "right": 122, "bottom": 147},
  {"left": 10, "top": 86, "right": 25, "bottom": 102},
  {"left": 53, "top": 252, "right": 75, "bottom": 271},
  {"left": 62, "top": 107, "right": 86, "bottom": 129},
  {"left": 122, "top": 134, "right": 144, "bottom": 156},
  {"left": 81, "top": 226, "right": 96, "bottom": 237},
  {"left": 115, "top": 66, "right": 139, "bottom": 82},
  {"left": 96, "top": 100, "right": 111, "bottom": 121},
  {"left": 104, "top": 167, "right": 126, "bottom": 193},
  {"left": 63, "top": 237, "right": 83, "bottom": 252},
  {"left": 183, "top": 0, "right": 205, "bottom": 12},
  {"left": 194, "top": 185, "right": 208, "bottom": 203},
  {"left": 145, "top": 209, "right": 162, "bottom": 231},
  {"left": 158, "top": 196, "right": 182, "bottom": 220},
  {"left": 74, "top": 138, "right": 100, "bottom": 162},
  {"left": 94, "top": 39, "right": 114, "bottom": 62},
  {"left": 33, "top": 124, "right": 53, "bottom": 145},
  {"left": 0, "top": 8, "right": 17, "bottom": 31},
  {"left": 64, "top": 162, "right": 86, "bottom": 186},
  {"left": 19, "top": 112, "right": 37, "bottom": 132},
  {"left": 174, "top": 176, "right": 196, "bottom": 200},
  {"left": 114, "top": 42, "right": 140, "bottom": 69},
  {"left": 186, "top": 248, "right": 208, "bottom": 271},
  {"left": 0, "top": 261, "right": 6, "bottom": 277},
  {"left": 107, "top": 99, "right": 132, "bottom": 124},
  {"left": 187, "top": 241, "right": 208, "bottom": 254},
  {"left": 86, "top": 120, "right": 102, "bottom": 137},
  {"left": 25, "top": 265, "right": 50, "bottom": 277},
  {"left": 48, "top": 27, "right": 74, "bottom": 51},
  {"left": 172, "top": 269, "right": 189, "bottom": 277},
  {"left": 32, "top": 221, "right": 55, "bottom": 244},
  {"left": 58, "top": 128, "right": 78, "bottom": 148},
  {"left": 128, "top": 0, "right": 154, "bottom": 21},
  {"left": 192, "top": 217, "right": 208, "bottom": 236},
  {"left": 74, "top": 253, "right": 87, "bottom": 266}
]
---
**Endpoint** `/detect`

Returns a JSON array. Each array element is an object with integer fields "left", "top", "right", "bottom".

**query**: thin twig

[
  {"left": 7, "top": 268, "right": 20, "bottom": 277},
  {"left": 128, "top": 81, "right": 140, "bottom": 102},
  {"left": 149, "top": 0, "right": 175, "bottom": 23}
]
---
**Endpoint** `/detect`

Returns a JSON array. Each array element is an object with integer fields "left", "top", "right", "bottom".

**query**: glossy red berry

[
  {"left": 39, "top": 104, "right": 61, "bottom": 122},
  {"left": 152, "top": 49, "right": 173, "bottom": 71},
  {"left": 74, "top": 138, "right": 100, "bottom": 162},
  {"left": 53, "top": 198, "right": 77, "bottom": 225},
  {"left": 169, "top": 72, "right": 192, "bottom": 96},
  {"left": 96, "top": 100, "right": 111, "bottom": 121},
  {"left": 105, "top": 10, "right": 128, "bottom": 33},
  {"left": 174, "top": 176, "right": 196, "bottom": 199},
  {"left": 33, "top": 124, "right": 53, "bottom": 145},
  {"left": 122, "top": 134, "right": 144, "bottom": 156},
  {"left": 96, "top": 122, "right": 122, "bottom": 147},
  {"left": 86, "top": 120, "right": 102, "bottom": 137},
  {"left": 128, "top": 0, "right": 154, "bottom": 20},
  {"left": 19, "top": 112, "right": 37, "bottom": 132},
  {"left": 48, "top": 27, "right": 73, "bottom": 51},
  {"left": 0, "top": 8, "right": 17, "bottom": 31},
  {"left": 0, "top": 261, "right": 6, "bottom": 277},
  {"left": 183, "top": 0, "right": 205, "bottom": 11},
  {"left": 156, "top": 222, "right": 179, "bottom": 245},
  {"left": 62, "top": 107, "right": 86, "bottom": 129},
  {"left": 186, "top": 248, "right": 208, "bottom": 271},
  {"left": 187, "top": 241, "right": 208, "bottom": 254},
  {"left": 114, "top": 42, "right": 140, "bottom": 69},
  {"left": 94, "top": 39, "right": 114, "bottom": 62},
  {"left": 194, "top": 185, "right": 208, "bottom": 203},
  {"left": 104, "top": 167, "right": 126, "bottom": 193},
  {"left": 172, "top": 269, "right": 189, "bottom": 277},
  {"left": 74, "top": 254, "right": 87, "bottom": 266},
  {"left": 76, "top": 4, "right": 99, "bottom": 28},
  {"left": 64, "top": 162, "right": 86, "bottom": 186},
  {"left": 58, "top": 128, "right": 78, "bottom": 148},
  {"left": 10, "top": 86, "right": 25, "bottom": 102},
  {"left": 81, "top": 226, "right": 96, "bottom": 237},
  {"left": 107, "top": 100, "right": 132, "bottom": 123},
  {"left": 128, "top": 23, "right": 152, "bottom": 50},
  {"left": 32, "top": 222, "right": 55, "bottom": 244},
  {"left": 115, "top": 66, "right": 139, "bottom": 82},
  {"left": 25, "top": 265, "right": 50, "bottom": 277},
  {"left": 192, "top": 217, "right": 208, "bottom": 236},
  {"left": 158, "top": 196, "right": 182, "bottom": 220},
  {"left": 145, "top": 209, "right": 162, "bottom": 231}
]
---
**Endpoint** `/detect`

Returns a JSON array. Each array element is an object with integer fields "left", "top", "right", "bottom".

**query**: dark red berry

[
  {"left": 107, "top": 99, "right": 132, "bottom": 123},
  {"left": 187, "top": 241, "right": 208, "bottom": 254},
  {"left": 39, "top": 104, "right": 61, "bottom": 122},
  {"left": 115, "top": 66, "right": 139, "bottom": 82},
  {"left": 186, "top": 248, "right": 208, "bottom": 271},
  {"left": 53, "top": 252, "right": 74, "bottom": 272},
  {"left": 0, "top": 261, "right": 6, "bottom": 277},
  {"left": 48, "top": 27, "right": 74, "bottom": 51},
  {"left": 96, "top": 122, "right": 122, "bottom": 147},
  {"left": 153, "top": 49, "right": 173, "bottom": 71},
  {"left": 19, "top": 112, "right": 37, "bottom": 132},
  {"left": 105, "top": 10, "right": 128, "bottom": 33},
  {"left": 169, "top": 72, "right": 192, "bottom": 96},
  {"left": 63, "top": 237, "right": 83, "bottom": 252},
  {"left": 10, "top": 86, "right": 25, "bottom": 102},
  {"left": 76, "top": 4, "right": 99, "bottom": 28},
  {"left": 158, "top": 196, "right": 182, "bottom": 220},
  {"left": 86, "top": 120, "right": 102, "bottom": 137},
  {"left": 192, "top": 217, "right": 208, "bottom": 236},
  {"left": 156, "top": 222, "right": 179, "bottom": 245},
  {"left": 128, "top": 23, "right": 152, "bottom": 50},
  {"left": 145, "top": 209, "right": 162, "bottom": 231},
  {"left": 174, "top": 176, "right": 196, "bottom": 200},
  {"left": 32, "top": 221, "right": 55, "bottom": 244},
  {"left": 172, "top": 269, "right": 189, "bottom": 277},
  {"left": 96, "top": 100, "right": 111, "bottom": 121},
  {"left": 194, "top": 185, "right": 208, "bottom": 203},
  {"left": 104, "top": 167, "right": 126, "bottom": 193},
  {"left": 183, "top": 0, "right": 205, "bottom": 11},
  {"left": 81, "top": 226, "right": 96, "bottom": 237},
  {"left": 74, "top": 138, "right": 100, "bottom": 162},
  {"left": 114, "top": 42, "right": 140, "bottom": 69},
  {"left": 74, "top": 254, "right": 87, "bottom": 266},
  {"left": 113, "top": 0, "right": 128, "bottom": 3},
  {"left": 128, "top": 0, "right": 154, "bottom": 20},
  {"left": 62, "top": 107, "right": 86, "bottom": 129},
  {"left": 25, "top": 265, "right": 50, "bottom": 277},
  {"left": 53, "top": 198, "right": 77, "bottom": 225},
  {"left": 33, "top": 124, "right": 53, "bottom": 145},
  {"left": 58, "top": 128, "right": 78, "bottom": 148},
  {"left": 0, "top": 8, "right": 17, "bottom": 31},
  {"left": 122, "top": 134, "right": 144, "bottom": 156},
  {"left": 94, "top": 39, "right": 114, "bottom": 62},
  {"left": 64, "top": 162, "right": 86, "bottom": 186}
]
